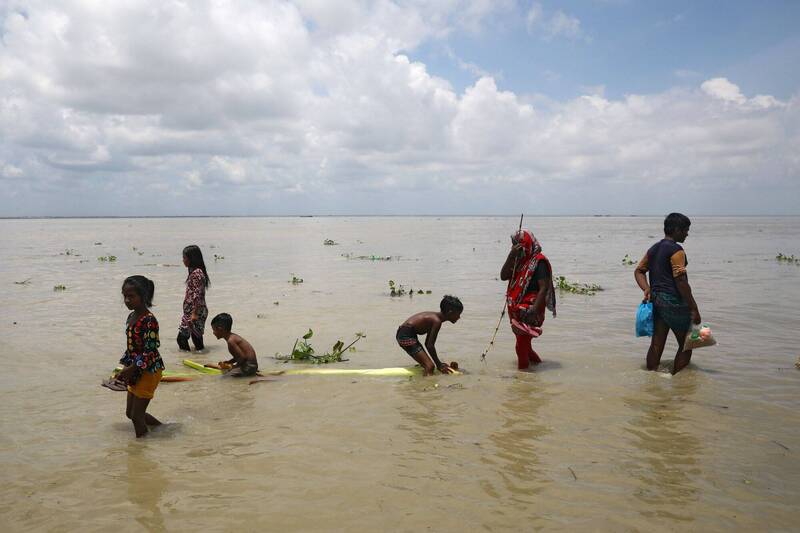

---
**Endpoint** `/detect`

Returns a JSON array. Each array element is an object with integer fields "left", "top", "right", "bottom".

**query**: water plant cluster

[
  {"left": 61, "top": 249, "right": 80, "bottom": 256},
  {"left": 341, "top": 253, "right": 394, "bottom": 261},
  {"left": 275, "top": 329, "right": 366, "bottom": 364},
  {"left": 622, "top": 254, "right": 636, "bottom": 266},
  {"left": 323, "top": 239, "right": 339, "bottom": 246},
  {"left": 289, "top": 274, "right": 304, "bottom": 284},
  {"left": 389, "top": 280, "right": 432, "bottom": 297},
  {"left": 97, "top": 255, "right": 117, "bottom": 262},
  {"left": 776, "top": 253, "right": 800, "bottom": 264},
  {"left": 213, "top": 254, "right": 224, "bottom": 261},
  {"left": 556, "top": 275, "right": 603, "bottom": 295},
  {"left": 53, "top": 284, "right": 67, "bottom": 291}
]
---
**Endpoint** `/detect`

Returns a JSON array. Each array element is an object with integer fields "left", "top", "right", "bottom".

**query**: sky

[{"left": 1, "top": 0, "right": 799, "bottom": 216}]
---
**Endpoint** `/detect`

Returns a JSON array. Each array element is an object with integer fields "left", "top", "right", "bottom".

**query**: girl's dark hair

[
  {"left": 183, "top": 245, "right": 210, "bottom": 288},
  {"left": 664, "top": 212, "right": 691, "bottom": 235},
  {"left": 122, "top": 275, "right": 155, "bottom": 307}
]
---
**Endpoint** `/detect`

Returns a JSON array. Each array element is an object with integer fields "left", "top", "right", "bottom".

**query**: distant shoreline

[{"left": 1, "top": 214, "right": 798, "bottom": 220}]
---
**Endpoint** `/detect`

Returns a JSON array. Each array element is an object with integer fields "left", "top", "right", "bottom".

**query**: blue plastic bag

[{"left": 635, "top": 302, "right": 654, "bottom": 337}]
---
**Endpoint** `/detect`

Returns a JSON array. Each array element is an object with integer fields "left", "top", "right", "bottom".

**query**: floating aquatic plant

[
  {"left": 341, "top": 253, "right": 394, "bottom": 261},
  {"left": 14, "top": 278, "right": 32, "bottom": 285},
  {"left": 53, "top": 284, "right": 67, "bottom": 291},
  {"left": 776, "top": 253, "right": 800, "bottom": 265},
  {"left": 289, "top": 274, "right": 304, "bottom": 284},
  {"left": 555, "top": 275, "right": 603, "bottom": 295},
  {"left": 323, "top": 239, "right": 339, "bottom": 246},
  {"left": 213, "top": 254, "right": 224, "bottom": 261},
  {"left": 622, "top": 254, "right": 636, "bottom": 266},
  {"left": 97, "top": 255, "right": 117, "bottom": 262},
  {"left": 275, "top": 329, "right": 366, "bottom": 364},
  {"left": 61, "top": 249, "right": 80, "bottom": 256},
  {"left": 389, "top": 280, "right": 432, "bottom": 297}
]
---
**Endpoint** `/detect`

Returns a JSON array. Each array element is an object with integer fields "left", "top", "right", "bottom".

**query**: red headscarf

[{"left": 506, "top": 229, "right": 557, "bottom": 319}]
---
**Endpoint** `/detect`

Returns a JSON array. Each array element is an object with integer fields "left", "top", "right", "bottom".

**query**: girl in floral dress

[
  {"left": 177, "top": 245, "right": 210, "bottom": 351},
  {"left": 118, "top": 275, "right": 165, "bottom": 438}
]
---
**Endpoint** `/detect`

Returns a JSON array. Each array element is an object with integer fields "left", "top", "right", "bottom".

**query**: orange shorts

[{"left": 127, "top": 369, "right": 162, "bottom": 399}]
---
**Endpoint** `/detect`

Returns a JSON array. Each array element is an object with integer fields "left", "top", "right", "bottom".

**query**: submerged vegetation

[
  {"left": 61, "top": 249, "right": 80, "bottom": 256},
  {"left": 556, "top": 276, "right": 603, "bottom": 295},
  {"left": 389, "top": 280, "right": 432, "bottom": 297},
  {"left": 275, "top": 329, "right": 366, "bottom": 364},
  {"left": 776, "top": 253, "right": 800, "bottom": 264}
]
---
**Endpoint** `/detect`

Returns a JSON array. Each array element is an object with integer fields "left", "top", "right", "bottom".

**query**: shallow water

[{"left": 1, "top": 216, "right": 799, "bottom": 531}]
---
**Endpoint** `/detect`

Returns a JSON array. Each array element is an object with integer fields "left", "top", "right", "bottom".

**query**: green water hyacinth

[
  {"left": 275, "top": 330, "right": 366, "bottom": 364},
  {"left": 776, "top": 253, "right": 800, "bottom": 264},
  {"left": 556, "top": 276, "right": 603, "bottom": 295}
]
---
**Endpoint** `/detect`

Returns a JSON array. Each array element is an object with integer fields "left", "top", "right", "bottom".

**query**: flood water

[{"left": 1, "top": 216, "right": 798, "bottom": 531}]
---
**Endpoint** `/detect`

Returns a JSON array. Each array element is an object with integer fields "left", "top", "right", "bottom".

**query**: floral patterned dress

[
  {"left": 120, "top": 311, "right": 165, "bottom": 374},
  {"left": 179, "top": 267, "right": 208, "bottom": 336}
]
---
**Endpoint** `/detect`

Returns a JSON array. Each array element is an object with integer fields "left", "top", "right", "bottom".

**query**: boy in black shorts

[
  {"left": 396, "top": 295, "right": 462, "bottom": 376},
  {"left": 211, "top": 313, "right": 259, "bottom": 377}
]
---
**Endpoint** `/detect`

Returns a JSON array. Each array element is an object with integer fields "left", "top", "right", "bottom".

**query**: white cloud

[
  {"left": 0, "top": 1, "right": 797, "bottom": 215},
  {"left": 702, "top": 77, "right": 747, "bottom": 104},
  {"left": 526, "top": 2, "right": 584, "bottom": 40}
]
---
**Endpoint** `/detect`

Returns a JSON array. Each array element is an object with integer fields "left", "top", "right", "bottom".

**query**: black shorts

[
  {"left": 239, "top": 360, "right": 258, "bottom": 376},
  {"left": 396, "top": 326, "right": 423, "bottom": 356}
]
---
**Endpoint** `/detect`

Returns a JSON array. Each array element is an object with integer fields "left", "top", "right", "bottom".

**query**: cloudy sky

[{"left": 1, "top": 0, "right": 799, "bottom": 216}]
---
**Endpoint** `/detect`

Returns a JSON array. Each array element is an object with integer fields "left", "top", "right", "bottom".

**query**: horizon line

[{"left": 2, "top": 214, "right": 799, "bottom": 220}]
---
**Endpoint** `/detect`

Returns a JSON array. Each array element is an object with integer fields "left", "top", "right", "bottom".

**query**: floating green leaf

[
  {"left": 556, "top": 275, "right": 603, "bottom": 295},
  {"left": 275, "top": 331, "right": 365, "bottom": 364}
]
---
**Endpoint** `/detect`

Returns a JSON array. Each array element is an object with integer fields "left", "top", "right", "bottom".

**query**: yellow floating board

[{"left": 182, "top": 359, "right": 460, "bottom": 377}]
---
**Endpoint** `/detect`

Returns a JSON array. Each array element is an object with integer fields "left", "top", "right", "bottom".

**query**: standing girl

[
  {"left": 118, "top": 275, "right": 165, "bottom": 438},
  {"left": 500, "top": 229, "right": 557, "bottom": 370},
  {"left": 178, "top": 244, "right": 210, "bottom": 351}
]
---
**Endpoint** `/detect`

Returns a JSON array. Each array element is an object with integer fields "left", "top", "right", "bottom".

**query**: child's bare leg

[
  {"left": 671, "top": 328, "right": 692, "bottom": 374},
  {"left": 130, "top": 397, "right": 152, "bottom": 438},
  {"left": 126, "top": 392, "right": 134, "bottom": 420},
  {"left": 646, "top": 318, "right": 669, "bottom": 370},
  {"left": 410, "top": 350, "right": 436, "bottom": 376}
]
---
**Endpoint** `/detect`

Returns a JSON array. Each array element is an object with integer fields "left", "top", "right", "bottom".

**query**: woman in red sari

[{"left": 500, "top": 229, "right": 556, "bottom": 370}]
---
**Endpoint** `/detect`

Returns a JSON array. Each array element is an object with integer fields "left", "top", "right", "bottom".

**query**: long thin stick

[{"left": 481, "top": 213, "right": 524, "bottom": 361}]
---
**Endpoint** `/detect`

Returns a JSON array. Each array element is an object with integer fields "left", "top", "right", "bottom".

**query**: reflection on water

[
  {"left": 482, "top": 377, "right": 551, "bottom": 508},
  {"left": 623, "top": 375, "right": 702, "bottom": 523},
  {"left": 125, "top": 444, "right": 168, "bottom": 532},
  {"left": 395, "top": 379, "right": 455, "bottom": 458}
]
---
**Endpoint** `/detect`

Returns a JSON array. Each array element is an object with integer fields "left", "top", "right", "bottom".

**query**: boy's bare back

[
  {"left": 401, "top": 311, "right": 443, "bottom": 336},
  {"left": 228, "top": 333, "right": 257, "bottom": 364}
]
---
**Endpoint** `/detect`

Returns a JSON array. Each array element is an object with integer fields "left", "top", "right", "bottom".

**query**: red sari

[{"left": 506, "top": 230, "right": 556, "bottom": 369}]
